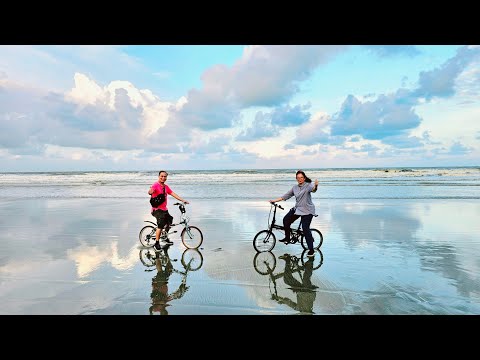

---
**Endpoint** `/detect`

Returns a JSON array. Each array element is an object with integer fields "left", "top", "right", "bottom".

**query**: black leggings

[{"left": 283, "top": 208, "right": 314, "bottom": 251}]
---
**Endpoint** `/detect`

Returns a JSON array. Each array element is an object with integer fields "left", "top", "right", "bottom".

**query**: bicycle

[
  {"left": 139, "top": 246, "right": 204, "bottom": 272},
  {"left": 253, "top": 203, "right": 323, "bottom": 252},
  {"left": 253, "top": 249, "right": 323, "bottom": 276},
  {"left": 253, "top": 251, "right": 324, "bottom": 314},
  {"left": 143, "top": 245, "right": 202, "bottom": 315},
  {"left": 139, "top": 202, "right": 203, "bottom": 249}
]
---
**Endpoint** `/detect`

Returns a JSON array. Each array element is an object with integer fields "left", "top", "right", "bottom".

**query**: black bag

[{"left": 150, "top": 184, "right": 166, "bottom": 207}]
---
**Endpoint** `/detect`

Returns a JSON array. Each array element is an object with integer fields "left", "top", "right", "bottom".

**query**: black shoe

[
  {"left": 307, "top": 249, "right": 315, "bottom": 257},
  {"left": 279, "top": 238, "right": 289, "bottom": 243},
  {"left": 164, "top": 239, "right": 174, "bottom": 245},
  {"left": 153, "top": 242, "right": 161, "bottom": 251}
]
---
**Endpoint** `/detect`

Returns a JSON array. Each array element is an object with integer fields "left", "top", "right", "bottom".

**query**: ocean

[
  {"left": 1, "top": 167, "right": 479, "bottom": 200},
  {"left": 1, "top": 167, "right": 479, "bottom": 314}
]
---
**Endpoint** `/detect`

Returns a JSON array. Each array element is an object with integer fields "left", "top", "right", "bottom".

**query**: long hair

[{"left": 296, "top": 170, "right": 312, "bottom": 183}]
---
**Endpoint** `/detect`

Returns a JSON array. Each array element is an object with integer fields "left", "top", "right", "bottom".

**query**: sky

[{"left": 0, "top": 45, "right": 479, "bottom": 171}]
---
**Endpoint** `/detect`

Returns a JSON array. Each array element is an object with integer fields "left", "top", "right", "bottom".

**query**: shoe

[
  {"left": 307, "top": 250, "right": 315, "bottom": 257},
  {"left": 163, "top": 239, "right": 174, "bottom": 245},
  {"left": 153, "top": 242, "right": 161, "bottom": 251},
  {"left": 279, "top": 238, "right": 289, "bottom": 243}
]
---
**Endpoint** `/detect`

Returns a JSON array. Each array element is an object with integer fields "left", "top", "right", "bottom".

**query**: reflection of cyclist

[
  {"left": 148, "top": 170, "right": 189, "bottom": 251},
  {"left": 149, "top": 246, "right": 189, "bottom": 315},
  {"left": 274, "top": 254, "right": 318, "bottom": 314},
  {"left": 269, "top": 170, "right": 318, "bottom": 257}
]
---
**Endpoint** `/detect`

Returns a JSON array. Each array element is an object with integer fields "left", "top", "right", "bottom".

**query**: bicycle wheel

[
  {"left": 253, "top": 230, "right": 276, "bottom": 252},
  {"left": 139, "top": 225, "right": 156, "bottom": 247},
  {"left": 301, "top": 249, "right": 324, "bottom": 270},
  {"left": 181, "top": 248, "right": 204, "bottom": 271},
  {"left": 300, "top": 228, "right": 323, "bottom": 250},
  {"left": 181, "top": 225, "right": 203, "bottom": 249},
  {"left": 139, "top": 248, "right": 156, "bottom": 267},
  {"left": 253, "top": 251, "right": 276, "bottom": 275}
]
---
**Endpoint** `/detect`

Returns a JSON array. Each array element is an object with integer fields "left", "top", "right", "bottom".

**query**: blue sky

[{"left": 0, "top": 45, "right": 478, "bottom": 171}]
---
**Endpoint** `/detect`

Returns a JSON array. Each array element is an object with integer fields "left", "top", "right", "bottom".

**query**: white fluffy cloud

[{"left": 175, "top": 45, "right": 348, "bottom": 130}]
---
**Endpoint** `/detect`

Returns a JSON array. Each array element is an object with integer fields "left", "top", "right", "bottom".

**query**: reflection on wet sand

[
  {"left": 0, "top": 198, "right": 479, "bottom": 314},
  {"left": 139, "top": 245, "right": 204, "bottom": 315},
  {"left": 254, "top": 251, "right": 323, "bottom": 314}
]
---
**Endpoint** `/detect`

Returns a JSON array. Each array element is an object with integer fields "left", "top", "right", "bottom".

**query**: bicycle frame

[
  {"left": 144, "top": 203, "right": 192, "bottom": 237},
  {"left": 269, "top": 203, "right": 304, "bottom": 241}
]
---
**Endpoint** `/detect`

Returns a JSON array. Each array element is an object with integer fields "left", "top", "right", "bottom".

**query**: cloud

[
  {"left": 325, "top": 46, "right": 480, "bottom": 150},
  {"left": 382, "top": 134, "right": 424, "bottom": 149},
  {"left": 364, "top": 45, "right": 421, "bottom": 57},
  {"left": 352, "top": 143, "right": 381, "bottom": 156},
  {"left": 292, "top": 112, "right": 331, "bottom": 146},
  {"left": 184, "top": 132, "right": 231, "bottom": 154},
  {"left": 0, "top": 73, "right": 192, "bottom": 154},
  {"left": 414, "top": 46, "right": 480, "bottom": 100},
  {"left": 455, "top": 57, "right": 480, "bottom": 103},
  {"left": 330, "top": 92, "right": 422, "bottom": 140},
  {"left": 270, "top": 103, "right": 311, "bottom": 127},
  {"left": 0, "top": 45, "right": 144, "bottom": 92},
  {"left": 302, "top": 148, "right": 318, "bottom": 155},
  {"left": 447, "top": 141, "right": 472, "bottom": 155},
  {"left": 421, "top": 131, "right": 442, "bottom": 145},
  {"left": 174, "top": 45, "right": 347, "bottom": 131},
  {"left": 237, "top": 103, "right": 311, "bottom": 141},
  {"left": 236, "top": 111, "right": 279, "bottom": 141}
]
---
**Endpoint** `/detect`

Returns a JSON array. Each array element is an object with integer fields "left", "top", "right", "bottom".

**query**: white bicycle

[{"left": 139, "top": 202, "right": 203, "bottom": 249}]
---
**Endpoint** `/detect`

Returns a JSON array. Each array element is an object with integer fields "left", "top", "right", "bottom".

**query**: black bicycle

[
  {"left": 253, "top": 251, "right": 323, "bottom": 314},
  {"left": 139, "top": 202, "right": 203, "bottom": 249},
  {"left": 253, "top": 249, "right": 323, "bottom": 275},
  {"left": 253, "top": 203, "right": 323, "bottom": 252}
]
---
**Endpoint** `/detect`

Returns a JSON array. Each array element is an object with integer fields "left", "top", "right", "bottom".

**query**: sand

[{"left": 0, "top": 198, "right": 479, "bottom": 314}]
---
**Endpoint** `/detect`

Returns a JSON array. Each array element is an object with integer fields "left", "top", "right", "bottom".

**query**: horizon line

[{"left": 2, "top": 165, "right": 479, "bottom": 173}]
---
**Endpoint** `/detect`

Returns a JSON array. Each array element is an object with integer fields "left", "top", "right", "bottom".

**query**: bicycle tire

[
  {"left": 253, "top": 251, "right": 276, "bottom": 275},
  {"left": 301, "top": 249, "right": 324, "bottom": 270},
  {"left": 139, "top": 248, "right": 156, "bottom": 267},
  {"left": 139, "top": 225, "right": 156, "bottom": 247},
  {"left": 253, "top": 230, "right": 276, "bottom": 252},
  {"left": 300, "top": 228, "right": 323, "bottom": 250},
  {"left": 181, "top": 248, "right": 204, "bottom": 271},
  {"left": 181, "top": 226, "right": 203, "bottom": 249}
]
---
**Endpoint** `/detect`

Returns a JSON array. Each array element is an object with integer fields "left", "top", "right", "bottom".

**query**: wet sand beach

[{"left": 1, "top": 197, "right": 479, "bottom": 314}]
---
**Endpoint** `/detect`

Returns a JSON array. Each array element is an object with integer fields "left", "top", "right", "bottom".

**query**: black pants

[
  {"left": 283, "top": 208, "right": 314, "bottom": 251},
  {"left": 152, "top": 209, "right": 173, "bottom": 229}
]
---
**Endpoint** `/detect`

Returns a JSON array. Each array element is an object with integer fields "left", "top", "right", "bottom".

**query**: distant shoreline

[{"left": 2, "top": 165, "right": 479, "bottom": 174}]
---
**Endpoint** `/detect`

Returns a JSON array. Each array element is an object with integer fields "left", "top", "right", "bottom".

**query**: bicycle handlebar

[
  {"left": 270, "top": 202, "right": 284, "bottom": 210},
  {"left": 173, "top": 202, "right": 187, "bottom": 206}
]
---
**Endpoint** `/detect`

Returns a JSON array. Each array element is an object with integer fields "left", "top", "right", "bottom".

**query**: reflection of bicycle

[
  {"left": 253, "top": 251, "right": 323, "bottom": 314},
  {"left": 147, "top": 246, "right": 201, "bottom": 315},
  {"left": 139, "top": 246, "right": 204, "bottom": 272},
  {"left": 253, "top": 249, "right": 323, "bottom": 275},
  {"left": 139, "top": 202, "right": 203, "bottom": 249},
  {"left": 253, "top": 203, "right": 323, "bottom": 252}
]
